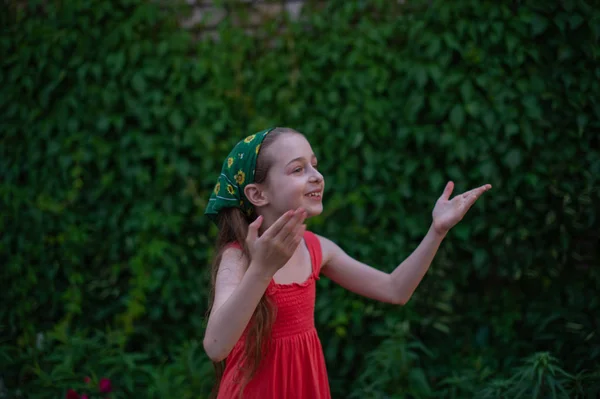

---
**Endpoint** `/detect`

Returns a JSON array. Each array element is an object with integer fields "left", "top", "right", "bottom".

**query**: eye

[{"left": 293, "top": 167, "right": 303, "bottom": 173}]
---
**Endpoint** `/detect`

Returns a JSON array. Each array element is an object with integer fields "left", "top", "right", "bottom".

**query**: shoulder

[
  {"left": 217, "top": 243, "right": 249, "bottom": 279},
  {"left": 221, "top": 242, "right": 246, "bottom": 259},
  {"left": 210, "top": 244, "right": 250, "bottom": 316},
  {"left": 314, "top": 233, "right": 345, "bottom": 266}
]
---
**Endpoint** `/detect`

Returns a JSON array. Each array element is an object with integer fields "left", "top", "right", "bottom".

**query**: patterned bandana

[{"left": 205, "top": 127, "right": 275, "bottom": 222}]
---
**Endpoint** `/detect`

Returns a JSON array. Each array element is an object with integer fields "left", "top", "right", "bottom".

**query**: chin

[{"left": 304, "top": 204, "right": 323, "bottom": 217}]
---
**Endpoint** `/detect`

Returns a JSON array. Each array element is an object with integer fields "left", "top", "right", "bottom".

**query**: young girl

[{"left": 203, "top": 127, "right": 491, "bottom": 398}]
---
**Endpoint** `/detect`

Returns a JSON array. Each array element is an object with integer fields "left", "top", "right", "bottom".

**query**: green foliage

[
  {"left": 350, "top": 321, "right": 435, "bottom": 398},
  {"left": 1, "top": 0, "right": 599, "bottom": 398},
  {"left": 0, "top": 327, "right": 212, "bottom": 398}
]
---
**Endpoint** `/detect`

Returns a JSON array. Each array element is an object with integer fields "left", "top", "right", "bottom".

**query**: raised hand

[
  {"left": 246, "top": 208, "right": 307, "bottom": 277},
  {"left": 432, "top": 181, "right": 492, "bottom": 235}
]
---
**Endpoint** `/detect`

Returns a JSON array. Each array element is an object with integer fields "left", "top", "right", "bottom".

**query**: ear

[{"left": 244, "top": 183, "right": 269, "bottom": 207}]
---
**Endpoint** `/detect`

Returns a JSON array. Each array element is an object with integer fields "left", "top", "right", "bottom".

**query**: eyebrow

[{"left": 286, "top": 155, "right": 317, "bottom": 167}]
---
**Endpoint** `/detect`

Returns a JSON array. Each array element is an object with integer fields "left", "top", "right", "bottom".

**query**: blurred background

[{"left": 1, "top": 0, "right": 599, "bottom": 398}]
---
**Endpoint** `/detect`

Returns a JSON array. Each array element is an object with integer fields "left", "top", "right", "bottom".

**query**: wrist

[
  {"left": 247, "top": 262, "right": 275, "bottom": 284},
  {"left": 430, "top": 222, "right": 448, "bottom": 240}
]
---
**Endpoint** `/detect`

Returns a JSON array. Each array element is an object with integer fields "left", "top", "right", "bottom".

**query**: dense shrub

[{"left": 1, "top": 0, "right": 598, "bottom": 397}]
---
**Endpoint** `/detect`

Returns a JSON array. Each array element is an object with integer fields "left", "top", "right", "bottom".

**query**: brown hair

[{"left": 207, "top": 127, "right": 301, "bottom": 397}]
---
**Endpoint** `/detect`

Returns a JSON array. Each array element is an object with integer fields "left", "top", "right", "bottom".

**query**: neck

[
  {"left": 257, "top": 208, "right": 306, "bottom": 235},
  {"left": 257, "top": 212, "right": 281, "bottom": 235}
]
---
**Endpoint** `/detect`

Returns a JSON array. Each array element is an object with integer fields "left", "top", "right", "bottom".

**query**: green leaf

[
  {"left": 521, "top": 121, "right": 535, "bottom": 149},
  {"left": 132, "top": 73, "right": 146, "bottom": 93},
  {"left": 531, "top": 14, "right": 549, "bottom": 36},
  {"left": 460, "top": 80, "right": 475, "bottom": 102},
  {"left": 415, "top": 67, "right": 428, "bottom": 88},
  {"left": 443, "top": 32, "right": 460, "bottom": 50},
  {"left": 483, "top": 112, "right": 496, "bottom": 130},
  {"left": 569, "top": 14, "right": 584, "bottom": 29},
  {"left": 505, "top": 123, "right": 519, "bottom": 137},
  {"left": 169, "top": 110, "right": 184, "bottom": 130},
  {"left": 450, "top": 105, "right": 465, "bottom": 130},
  {"left": 505, "top": 149, "right": 522, "bottom": 170},
  {"left": 409, "top": 368, "right": 432, "bottom": 393}
]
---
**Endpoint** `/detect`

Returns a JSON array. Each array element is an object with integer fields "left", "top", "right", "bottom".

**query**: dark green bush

[{"left": 1, "top": 0, "right": 599, "bottom": 398}]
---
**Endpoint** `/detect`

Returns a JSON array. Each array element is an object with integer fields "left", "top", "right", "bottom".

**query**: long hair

[{"left": 207, "top": 127, "right": 300, "bottom": 397}]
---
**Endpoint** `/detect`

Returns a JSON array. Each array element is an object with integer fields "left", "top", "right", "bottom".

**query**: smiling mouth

[{"left": 305, "top": 192, "right": 322, "bottom": 199}]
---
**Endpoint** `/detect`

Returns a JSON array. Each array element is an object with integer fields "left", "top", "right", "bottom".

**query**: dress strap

[
  {"left": 224, "top": 241, "right": 242, "bottom": 251},
  {"left": 226, "top": 234, "right": 322, "bottom": 280},
  {"left": 303, "top": 231, "right": 322, "bottom": 280}
]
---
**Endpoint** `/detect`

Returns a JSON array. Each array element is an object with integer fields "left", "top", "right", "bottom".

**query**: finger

[
  {"left": 472, "top": 184, "right": 492, "bottom": 199},
  {"left": 296, "top": 224, "right": 307, "bottom": 246},
  {"left": 279, "top": 209, "right": 306, "bottom": 243},
  {"left": 466, "top": 193, "right": 479, "bottom": 208},
  {"left": 460, "top": 189, "right": 476, "bottom": 201},
  {"left": 440, "top": 181, "right": 454, "bottom": 201},
  {"left": 266, "top": 208, "right": 303, "bottom": 243},
  {"left": 283, "top": 222, "right": 306, "bottom": 250},
  {"left": 465, "top": 186, "right": 490, "bottom": 206},
  {"left": 474, "top": 184, "right": 492, "bottom": 195},
  {"left": 246, "top": 216, "right": 263, "bottom": 247},
  {"left": 263, "top": 210, "right": 294, "bottom": 239},
  {"left": 461, "top": 186, "right": 483, "bottom": 199},
  {"left": 290, "top": 211, "right": 307, "bottom": 240}
]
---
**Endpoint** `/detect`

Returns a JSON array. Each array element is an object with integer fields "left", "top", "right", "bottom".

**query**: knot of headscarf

[{"left": 205, "top": 127, "right": 274, "bottom": 222}]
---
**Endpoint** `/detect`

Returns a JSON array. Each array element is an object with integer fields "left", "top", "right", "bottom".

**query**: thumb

[
  {"left": 441, "top": 181, "right": 454, "bottom": 201},
  {"left": 246, "top": 215, "right": 263, "bottom": 244}
]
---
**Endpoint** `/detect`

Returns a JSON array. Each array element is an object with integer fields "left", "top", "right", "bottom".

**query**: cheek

[
  {"left": 268, "top": 177, "right": 302, "bottom": 201},
  {"left": 282, "top": 182, "right": 305, "bottom": 199},
  {"left": 284, "top": 183, "right": 307, "bottom": 205}
]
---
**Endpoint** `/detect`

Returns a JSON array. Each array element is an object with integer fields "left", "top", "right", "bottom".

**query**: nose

[{"left": 309, "top": 167, "right": 323, "bottom": 183}]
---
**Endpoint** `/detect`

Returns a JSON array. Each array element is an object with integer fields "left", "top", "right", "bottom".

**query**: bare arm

[
  {"left": 203, "top": 208, "right": 307, "bottom": 362},
  {"left": 320, "top": 182, "right": 491, "bottom": 305},
  {"left": 389, "top": 223, "right": 445, "bottom": 303},
  {"left": 203, "top": 248, "right": 272, "bottom": 362},
  {"left": 319, "top": 225, "right": 444, "bottom": 305}
]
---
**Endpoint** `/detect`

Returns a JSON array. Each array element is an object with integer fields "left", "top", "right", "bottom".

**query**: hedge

[{"left": 1, "top": 0, "right": 599, "bottom": 398}]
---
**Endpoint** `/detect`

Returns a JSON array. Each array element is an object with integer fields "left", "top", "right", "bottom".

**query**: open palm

[{"left": 432, "top": 181, "right": 492, "bottom": 234}]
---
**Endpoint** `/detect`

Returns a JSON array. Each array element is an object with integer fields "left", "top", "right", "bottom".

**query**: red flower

[
  {"left": 99, "top": 378, "right": 112, "bottom": 393},
  {"left": 81, "top": 395, "right": 89, "bottom": 399},
  {"left": 65, "top": 390, "right": 80, "bottom": 399},
  {"left": 84, "top": 376, "right": 91, "bottom": 384}
]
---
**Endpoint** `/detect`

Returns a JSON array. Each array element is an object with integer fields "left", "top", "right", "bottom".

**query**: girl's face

[{"left": 262, "top": 133, "right": 324, "bottom": 218}]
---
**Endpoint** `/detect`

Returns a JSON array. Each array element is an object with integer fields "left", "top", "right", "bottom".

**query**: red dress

[{"left": 217, "top": 231, "right": 331, "bottom": 399}]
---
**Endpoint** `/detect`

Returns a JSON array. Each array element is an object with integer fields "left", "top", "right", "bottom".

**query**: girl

[{"left": 203, "top": 127, "right": 491, "bottom": 398}]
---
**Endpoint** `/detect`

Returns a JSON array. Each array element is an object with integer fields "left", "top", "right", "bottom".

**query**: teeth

[{"left": 307, "top": 193, "right": 320, "bottom": 197}]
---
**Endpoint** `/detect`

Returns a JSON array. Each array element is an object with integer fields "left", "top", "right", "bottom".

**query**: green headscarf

[{"left": 205, "top": 127, "right": 275, "bottom": 222}]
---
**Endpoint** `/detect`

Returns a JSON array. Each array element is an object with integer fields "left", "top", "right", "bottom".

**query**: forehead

[{"left": 267, "top": 134, "right": 315, "bottom": 164}]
